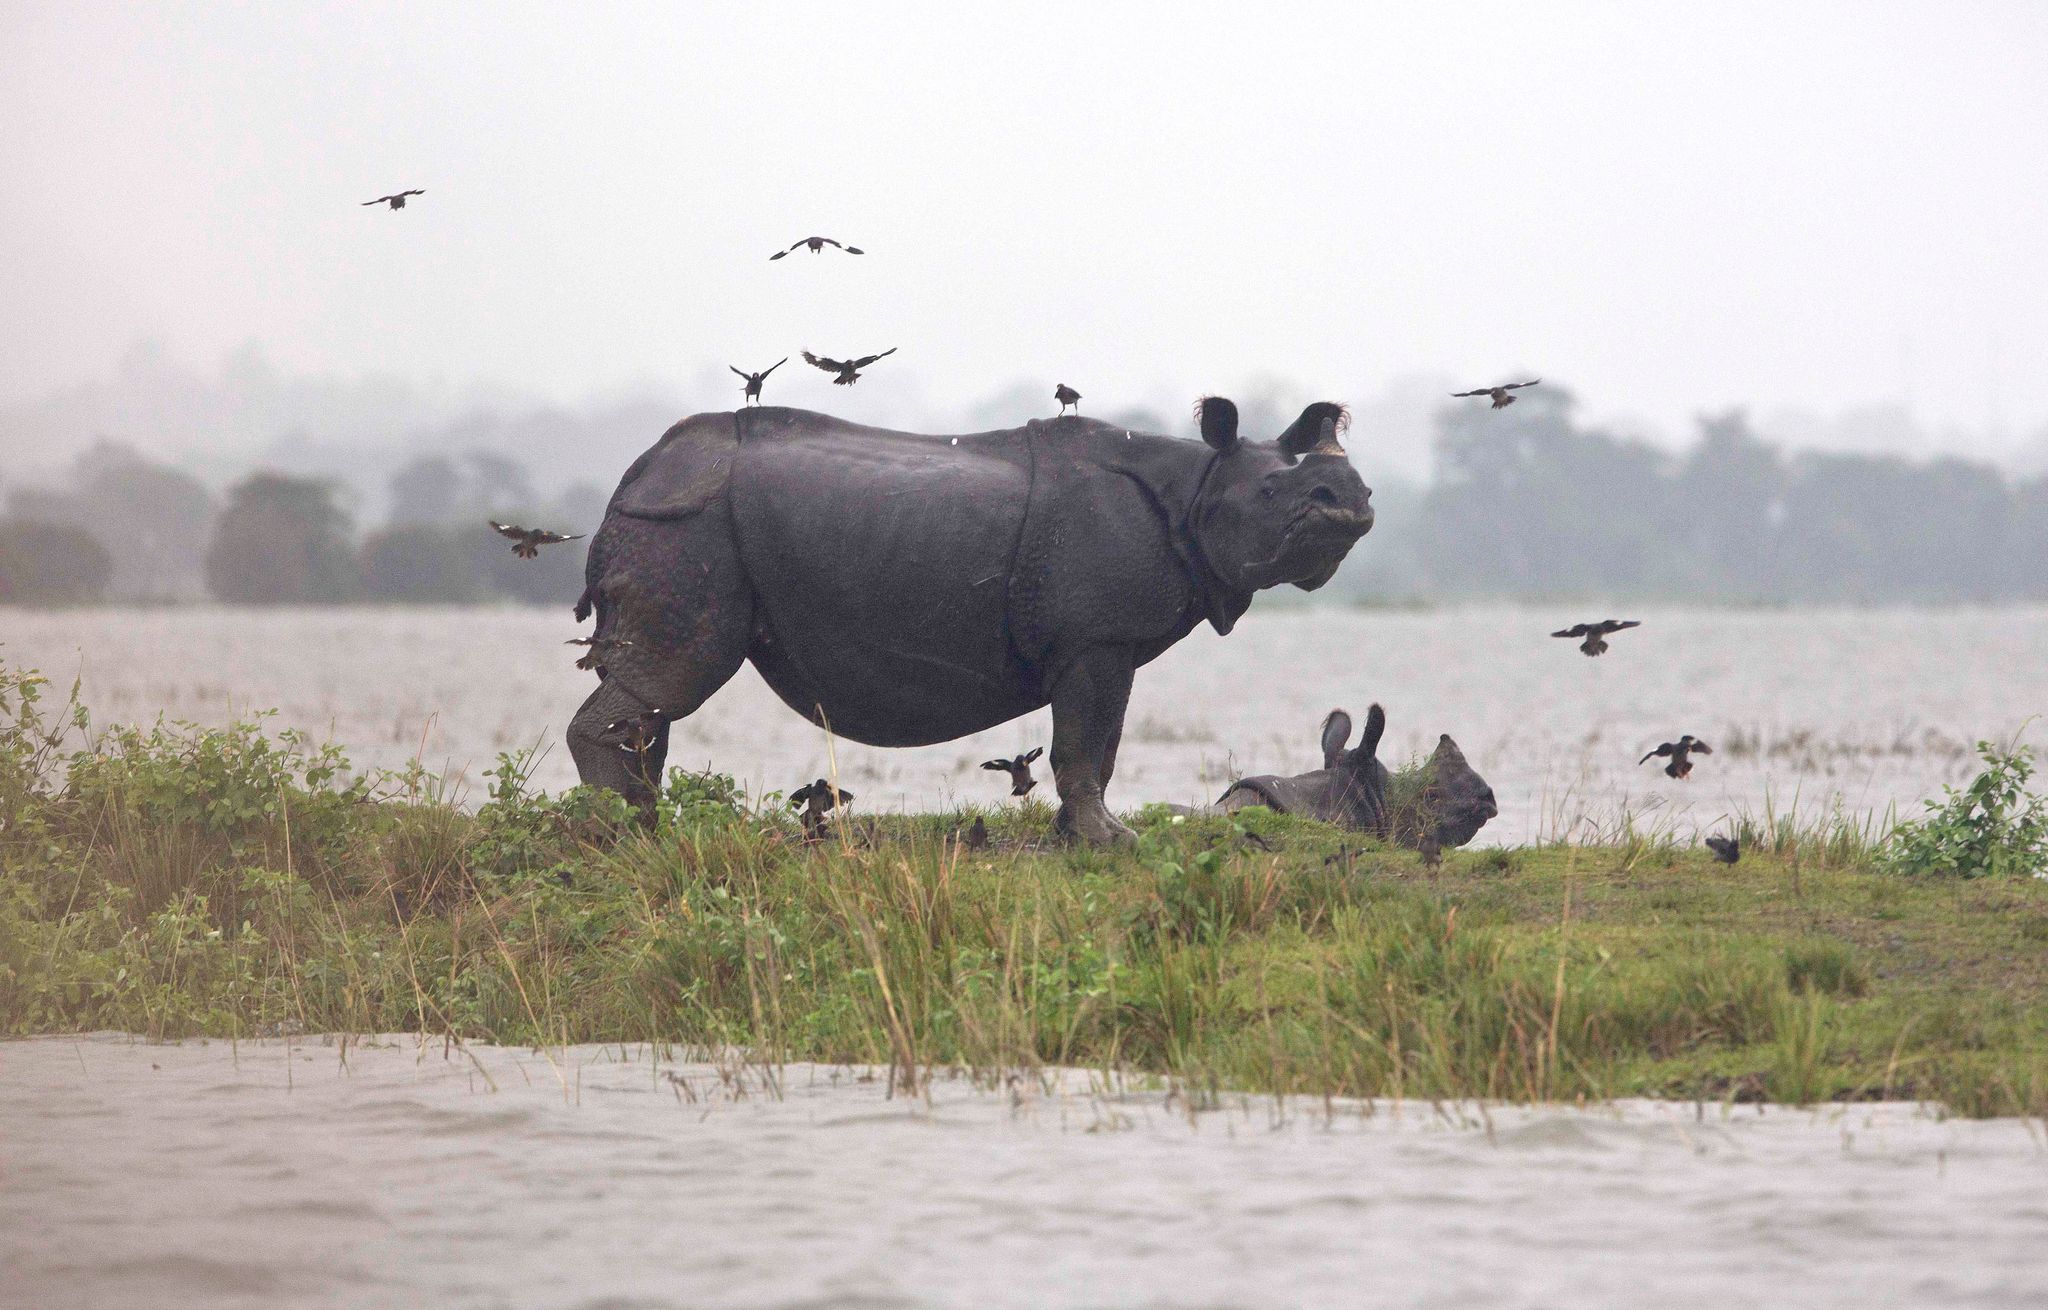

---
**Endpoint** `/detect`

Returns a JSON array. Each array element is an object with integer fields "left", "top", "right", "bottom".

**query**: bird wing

[
  {"left": 1504, "top": 379, "right": 1540, "bottom": 390},
  {"left": 1552, "top": 625, "right": 1589, "bottom": 638},
  {"left": 362, "top": 197, "right": 389, "bottom": 206},
  {"left": 530, "top": 530, "right": 584, "bottom": 545},
  {"left": 402, "top": 190, "right": 424, "bottom": 198},
  {"left": 981, "top": 759, "right": 1010, "bottom": 772},
  {"left": 843, "top": 246, "right": 864, "bottom": 255},
  {"left": 769, "top": 250, "right": 789, "bottom": 260},
  {"left": 762, "top": 357, "right": 788, "bottom": 376},
  {"left": 489, "top": 520, "right": 528, "bottom": 541},
  {"left": 1599, "top": 620, "right": 1641, "bottom": 634},
  {"left": 1451, "top": 389, "right": 1490, "bottom": 398},
  {"left": 803, "top": 351, "right": 847, "bottom": 373},
  {"left": 730, "top": 366, "right": 750, "bottom": 379},
  {"left": 1639, "top": 745, "right": 1671, "bottom": 764},
  {"left": 1021, "top": 746, "right": 1043, "bottom": 763},
  {"left": 819, "top": 238, "right": 843, "bottom": 249},
  {"left": 1690, "top": 740, "right": 1713, "bottom": 755},
  {"left": 849, "top": 347, "right": 898, "bottom": 369}
]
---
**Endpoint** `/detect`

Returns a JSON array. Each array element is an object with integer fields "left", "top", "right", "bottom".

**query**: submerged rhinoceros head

[{"left": 1190, "top": 399, "right": 1374, "bottom": 595}]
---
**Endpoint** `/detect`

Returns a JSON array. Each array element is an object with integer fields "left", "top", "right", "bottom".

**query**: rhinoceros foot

[{"left": 1056, "top": 799, "right": 1137, "bottom": 846}]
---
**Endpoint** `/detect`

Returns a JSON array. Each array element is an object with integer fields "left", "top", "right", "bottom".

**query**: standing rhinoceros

[{"left": 568, "top": 399, "right": 1374, "bottom": 843}]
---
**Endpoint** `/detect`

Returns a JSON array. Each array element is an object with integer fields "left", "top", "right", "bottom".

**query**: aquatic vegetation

[{"left": 3, "top": 655, "right": 2048, "bottom": 1117}]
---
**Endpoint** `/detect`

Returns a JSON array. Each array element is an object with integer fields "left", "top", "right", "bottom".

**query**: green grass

[{"left": 5, "top": 659, "right": 2048, "bottom": 1116}]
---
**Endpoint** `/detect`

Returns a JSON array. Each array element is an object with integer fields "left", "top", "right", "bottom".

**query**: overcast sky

[{"left": 3, "top": 0, "right": 2045, "bottom": 460}]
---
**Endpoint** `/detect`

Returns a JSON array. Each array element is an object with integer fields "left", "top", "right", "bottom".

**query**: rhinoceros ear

[
  {"left": 1357, "top": 703, "right": 1387, "bottom": 763},
  {"left": 1320, "top": 709, "right": 1352, "bottom": 770},
  {"left": 1196, "top": 396, "right": 1239, "bottom": 452},
  {"left": 1276, "top": 402, "right": 1350, "bottom": 459}
]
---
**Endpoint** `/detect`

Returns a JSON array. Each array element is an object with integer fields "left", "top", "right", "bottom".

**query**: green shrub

[{"left": 1882, "top": 740, "right": 2048, "bottom": 878}]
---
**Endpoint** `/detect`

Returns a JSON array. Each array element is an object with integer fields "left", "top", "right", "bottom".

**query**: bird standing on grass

[
  {"left": 363, "top": 190, "right": 425, "bottom": 210},
  {"left": 1054, "top": 384, "right": 1082, "bottom": 415},
  {"left": 1640, "top": 736, "right": 1713, "bottom": 780},
  {"left": 770, "top": 236, "right": 864, "bottom": 259},
  {"left": 1552, "top": 619, "right": 1642, "bottom": 657},
  {"left": 1452, "top": 380, "right": 1540, "bottom": 408},
  {"left": 791, "top": 778, "right": 855, "bottom": 841},
  {"left": 490, "top": 521, "right": 584, "bottom": 559},
  {"left": 1706, "top": 835, "right": 1741, "bottom": 864},
  {"left": 982, "top": 747, "right": 1044, "bottom": 797},
  {"left": 803, "top": 348, "right": 897, "bottom": 386},
  {"left": 729, "top": 359, "right": 788, "bottom": 405}
]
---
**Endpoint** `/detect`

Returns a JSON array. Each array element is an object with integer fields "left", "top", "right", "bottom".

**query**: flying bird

[
  {"left": 490, "top": 521, "right": 585, "bottom": 559},
  {"left": 730, "top": 358, "right": 788, "bottom": 405},
  {"left": 362, "top": 190, "right": 425, "bottom": 210},
  {"left": 1552, "top": 619, "right": 1642, "bottom": 657},
  {"left": 790, "top": 778, "right": 855, "bottom": 840},
  {"left": 770, "top": 236, "right": 864, "bottom": 259},
  {"left": 981, "top": 747, "right": 1044, "bottom": 797},
  {"left": 565, "top": 635, "right": 635, "bottom": 671},
  {"left": 1705, "top": 835, "right": 1741, "bottom": 864},
  {"left": 803, "top": 348, "right": 897, "bottom": 386},
  {"left": 1452, "top": 380, "right": 1541, "bottom": 409},
  {"left": 1054, "top": 383, "right": 1082, "bottom": 415},
  {"left": 1639, "top": 736, "right": 1713, "bottom": 780}
]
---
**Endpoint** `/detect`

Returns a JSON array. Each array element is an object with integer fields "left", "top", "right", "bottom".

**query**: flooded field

[
  {"left": 4, "top": 1035, "right": 2044, "bottom": 1310},
  {"left": 6, "top": 604, "right": 2046, "bottom": 844}
]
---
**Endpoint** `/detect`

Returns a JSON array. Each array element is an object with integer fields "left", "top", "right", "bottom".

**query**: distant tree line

[
  {"left": 0, "top": 443, "right": 605, "bottom": 607},
  {"left": 1401, "top": 387, "right": 2048, "bottom": 603},
  {"left": 7, "top": 397, "right": 2048, "bottom": 606}
]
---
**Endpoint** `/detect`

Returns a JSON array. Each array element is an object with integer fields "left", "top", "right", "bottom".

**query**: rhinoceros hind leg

[
  {"left": 1048, "top": 648, "right": 1137, "bottom": 846},
  {"left": 567, "top": 514, "right": 754, "bottom": 817}
]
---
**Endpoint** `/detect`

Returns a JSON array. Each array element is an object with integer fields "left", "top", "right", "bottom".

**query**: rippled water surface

[
  {"left": 7, "top": 604, "right": 2046, "bottom": 844},
  {"left": 3, "top": 1036, "right": 2044, "bottom": 1309}
]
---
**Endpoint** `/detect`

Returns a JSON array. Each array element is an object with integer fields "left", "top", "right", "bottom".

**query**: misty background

[{"left": 4, "top": 2, "right": 2047, "bottom": 606}]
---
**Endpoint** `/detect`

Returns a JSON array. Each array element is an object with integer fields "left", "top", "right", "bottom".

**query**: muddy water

[
  {"left": 3, "top": 1035, "right": 2044, "bottom": 1309},
  {"left": 5, "top": 605, "right": 2047, "bottom": 844}
]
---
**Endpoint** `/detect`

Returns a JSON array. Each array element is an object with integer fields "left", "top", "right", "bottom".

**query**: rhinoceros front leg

[{"left": 1048, "top": 648, "right": 1137, "bottom": 845}]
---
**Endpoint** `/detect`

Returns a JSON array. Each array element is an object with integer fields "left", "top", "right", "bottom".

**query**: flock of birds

[{"left": 375, "top": 196, "right": 1732, "bottom": 859}]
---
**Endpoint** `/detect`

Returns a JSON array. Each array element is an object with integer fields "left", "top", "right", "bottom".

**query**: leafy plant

[{"left": 1882, "top": 739, "right": 2048, "bottom": 879}]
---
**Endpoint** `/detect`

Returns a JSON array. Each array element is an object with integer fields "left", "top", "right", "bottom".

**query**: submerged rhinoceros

[
  {"left": 569, "top": 400, "right": 1374, "bottom": 843},
  {"left": 1216, "top": 705, "right": 1499, "bottom": 850}
]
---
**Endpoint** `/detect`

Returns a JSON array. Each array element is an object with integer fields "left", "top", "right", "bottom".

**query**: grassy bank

[{"left": 5, "top": 662, "right": 2048, "bottom": 1116}]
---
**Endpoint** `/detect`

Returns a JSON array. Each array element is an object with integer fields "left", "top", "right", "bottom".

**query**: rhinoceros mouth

[{"left": 1240, "top": 503, "right": 1374, "bottom": 585}]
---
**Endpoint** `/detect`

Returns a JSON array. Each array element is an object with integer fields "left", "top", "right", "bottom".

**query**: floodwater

[
  {"left": 2, "top": 1035, "right": 2043, "bottom": 1309},
  {"left": 5, "top": 604, "right": 2047, "bottom": 845}
]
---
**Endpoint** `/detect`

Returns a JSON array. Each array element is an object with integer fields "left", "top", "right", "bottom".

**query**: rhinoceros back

[{"left": 724, "top": 408, "right": 1040, "bottom": 744}]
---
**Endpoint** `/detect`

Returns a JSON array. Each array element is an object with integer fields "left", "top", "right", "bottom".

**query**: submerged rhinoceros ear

[
  {"left": 1320, "top": 709, "right": 1352, "bottom": 770},
  {"left": 1276, "top": 402, "right": 1350, "bottom": 459},
  {"left": 1196, "top": 396, "right": 1240, "bottom": 452}
]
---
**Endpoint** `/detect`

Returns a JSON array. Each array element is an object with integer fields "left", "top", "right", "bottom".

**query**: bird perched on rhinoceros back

[
  {"left": 1553, "top": 618, "right": 1641, "bottom": 656},
  {"left": 803, "top": 349, "right": 897, "bottom": 386},
  {"left": 1452, "top": 379, "right": 1540, "bottom": 408},
  {"left": 982, "top": 747, "right": 1043, "bottom": 797},
  {"left": 566, "top": 397, "right": 1375, "bottom": 842},
  {"left": 490, "top": 520, "right": 584, "bottom": 559},
  {"left": 770, "top": 236, "right": 863, "bottom": 259},
  {"left": 1641, "top": 735, "right": 1712, "bottom": 779},
  {"left": 1054, "top": 384, "right": 1081, "bottom": 415},
  {"left": 1215, "top": 705, "right": 1499, "bottom": 852},
  {"left": 730, "top": 359, "right": 787, "bottom": 405}
]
